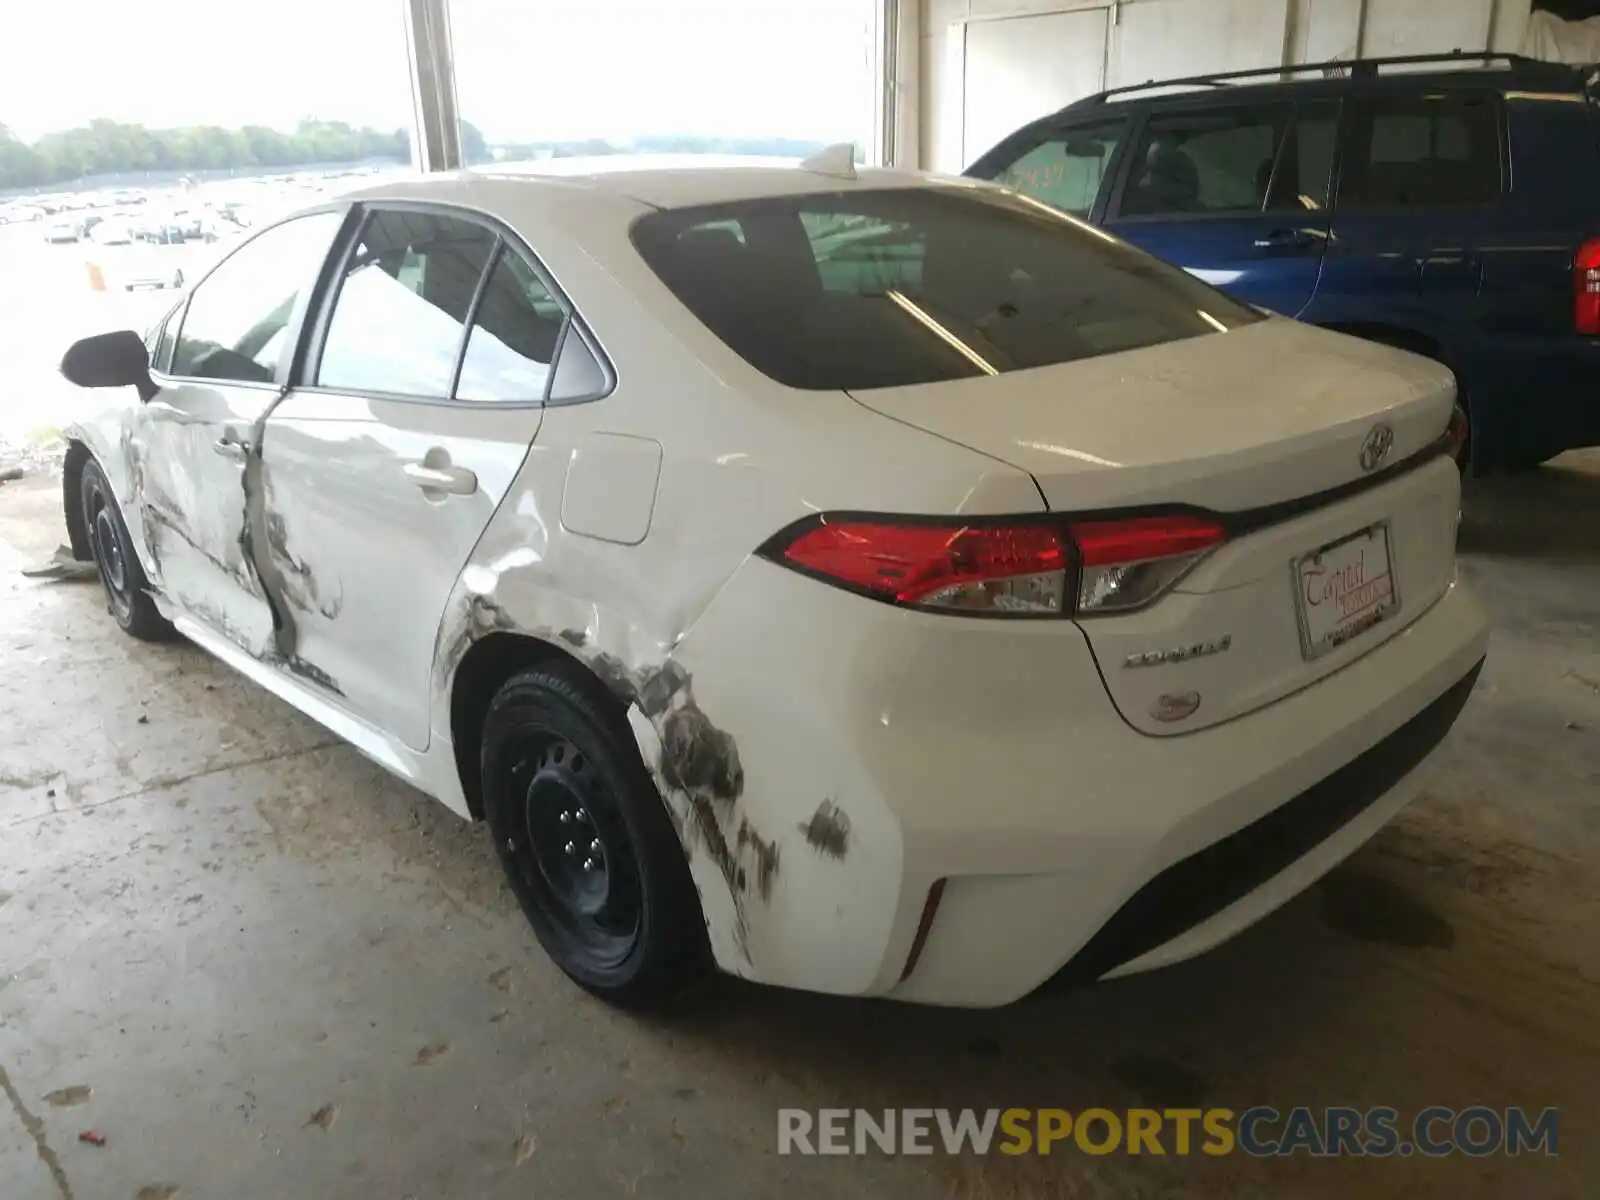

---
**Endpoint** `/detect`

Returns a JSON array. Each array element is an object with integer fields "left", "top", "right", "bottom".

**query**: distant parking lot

[
  {"left": 0, "top": 224, "right": 198, "bottom": 442},
  {"left": 0, "top": 167, "right": 407, "bottom": 445}
]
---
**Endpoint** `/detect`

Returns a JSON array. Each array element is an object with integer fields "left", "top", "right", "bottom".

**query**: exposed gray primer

[
  {"left": 632, "top": 659, "right": 778, "bottom": 959},
  {"left": 265, "top": 507, "right": 343, "bottom": 620},
  {"left": 435, "top": 593, "right": 520, "bottom": 691},
  {"left": 121, "top": 391, "right": 345, "bottom": 694},
  {"left": 799, "top": 800, "right": 850, "bottom": 859},
  {"left": 236, "top": 426, "right": 345, "bottom": 694},
  {"left": 441, "top": 594, "right": 780, "bottom": 960}
]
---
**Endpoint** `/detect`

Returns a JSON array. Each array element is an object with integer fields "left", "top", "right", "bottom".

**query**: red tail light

[
  {"left": 762, "top": 512, "right": 1227, "bottom": 617},
  {"left": 1575, "top": 237, "right": 1600, "bottom": 335},
  {"left": 773, "top": 519, "right": 1069, "bottom": 614}
]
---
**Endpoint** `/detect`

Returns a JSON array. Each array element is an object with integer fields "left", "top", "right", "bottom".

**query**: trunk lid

[
  {"left": 846, "top": 319, "right": 1455, "bottom": 513},
  {"left": 849, "top": 319, "right": 1462, "bottom": 734}
]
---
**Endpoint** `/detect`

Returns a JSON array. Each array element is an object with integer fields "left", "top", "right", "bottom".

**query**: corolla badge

[
  {"left": 1359, "top": 423, "right": 1395, "bottom": 473},
  {"left": 1123, "top": 634, "right": 1232, "bottom": 669}
]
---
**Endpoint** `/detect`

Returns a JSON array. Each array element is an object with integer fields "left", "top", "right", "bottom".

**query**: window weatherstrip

[{"left": 450, "top": 236, "right": 504, "bottom": 400}]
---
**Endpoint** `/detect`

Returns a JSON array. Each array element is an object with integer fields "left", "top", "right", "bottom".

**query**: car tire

[
  {"left": 481, "top": 662, "right": 709, "bottom": 1008},
  {"left": 80, "top": 459, "right": 176, "bottom": 642}
]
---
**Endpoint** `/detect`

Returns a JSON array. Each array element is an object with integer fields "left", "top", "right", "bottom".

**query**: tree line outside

[{"left": 0, "top": 116, "right": 831, "bottom": 192}]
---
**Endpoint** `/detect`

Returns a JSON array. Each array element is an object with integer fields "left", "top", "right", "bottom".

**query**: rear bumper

[
  {"left": 663, "top": 560, "right": 1488, "bottom": 1006},
  {"left": 1063, "top": 656, "right": 1480, "bottom": 984}
]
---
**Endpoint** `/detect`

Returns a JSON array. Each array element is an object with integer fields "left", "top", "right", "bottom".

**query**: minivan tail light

[
  {"left": 1066, "top": 514, "right": 1227, "bottom": 613},
  {"left": 762, "top": 512, "right": 1227, "bottom": 617},
  {"left": 1574, "top": 238, "right": 1600, "bottom": 335}
]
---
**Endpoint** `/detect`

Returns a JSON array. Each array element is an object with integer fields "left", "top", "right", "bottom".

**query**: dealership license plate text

[{"left": 1293, "top": 523, "right": 1399, "bottom": 659}]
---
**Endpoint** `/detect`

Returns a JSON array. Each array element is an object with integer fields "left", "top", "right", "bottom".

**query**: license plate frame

[{"left": 1291, "top": 520, "right": 1401, "bottom": 662}]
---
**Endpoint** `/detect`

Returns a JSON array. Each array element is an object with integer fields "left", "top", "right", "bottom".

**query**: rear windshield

[{"left": 630, "top": 185, "right": 1262, "bottom": 391}]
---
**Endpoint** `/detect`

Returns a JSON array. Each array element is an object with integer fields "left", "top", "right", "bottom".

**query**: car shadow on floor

[
  {"left": 653, "top": 873, "right": 1389, "bottom": 1117},
  {"left": 1460, "top": 450, "right": 1600, "bottom": 562}
]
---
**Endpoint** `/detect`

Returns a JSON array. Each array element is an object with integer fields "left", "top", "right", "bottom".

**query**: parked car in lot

[
  {"left": 967, "top": 51, "right": 1600, "bottom": 471},
  {"left": 57, "top": 162, "right": 1487, "bottom": 1008},
  {"left": 97, "top": 245, "right": 187, "bottom": 291}
]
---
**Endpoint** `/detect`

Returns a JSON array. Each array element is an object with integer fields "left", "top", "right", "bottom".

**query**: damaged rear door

[
  {"left": 134, "top": 210, "right": 348, "bottom": 656},
  {"left": 253, "top": 204, "right": 580, "bottom": 749}
]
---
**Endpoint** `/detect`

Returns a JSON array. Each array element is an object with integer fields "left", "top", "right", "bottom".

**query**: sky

[{"left": 0, "top": 0, "right": 875, "bottom": 145}]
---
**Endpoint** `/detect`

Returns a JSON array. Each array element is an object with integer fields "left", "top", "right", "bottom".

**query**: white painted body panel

[
  {"left": 257, "top": 390, "right": 543, "bottom": 748},
  {"left": 849, "top": 318, "right": 1457, "bottom": 513},
  {"left": 133, "top": 380, "right": 279, "bottom": 656},
  {"left": 61, "top": 164, "right": 1490, "bottom": 1006},
  {"left": 668, "top": 557, "right": 1485, "bottom": 1003}
]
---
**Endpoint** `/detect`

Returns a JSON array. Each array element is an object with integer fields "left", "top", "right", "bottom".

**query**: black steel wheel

[
  {"left": 482, "top": 662, "right": 708, "bottom": 1006},
  {"left": 513, "top": 735, "right": 643, "bottom": 967},
  {"left": 79, "top": 459, "right": 174, "bottom": 641}
]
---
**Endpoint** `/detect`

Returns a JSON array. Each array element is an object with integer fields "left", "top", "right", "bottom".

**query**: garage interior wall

[{"left": 916, "top": 0, "right": 1539, "bottom": 172}]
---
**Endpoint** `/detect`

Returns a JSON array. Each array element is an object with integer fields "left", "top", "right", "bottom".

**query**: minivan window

[
  {"left": 1337, "top": 94, "right": 1500, "bottom": 208},
  {"left": 317, "top": 209, "right": 497, "bottom": 396},
  {"left": 631, "top": 187, "right": 1262, "bottom": 392},
  {"left": 1120, "top": 107, "right": 1288, "bottom": 218},
  {"left": 995, "top": 122, "right": 1126, "bottom": 216}
]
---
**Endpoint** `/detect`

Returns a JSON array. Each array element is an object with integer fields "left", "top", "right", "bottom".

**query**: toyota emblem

[{"left": 1359, "top": 423, "right": 1395, "bottom": 473}]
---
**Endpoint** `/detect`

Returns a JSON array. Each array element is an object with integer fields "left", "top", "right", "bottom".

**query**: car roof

[{"left": 340, "top": 157, "right": 969, "bottom": 215}]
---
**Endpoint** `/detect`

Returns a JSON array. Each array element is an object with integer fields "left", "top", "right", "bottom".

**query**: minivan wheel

[
  {"left": 80, "top": 459, "right": 176, "bottom": 642},
  {"left": 482, "top": 663, "right": 709, "bottom": 1007}
]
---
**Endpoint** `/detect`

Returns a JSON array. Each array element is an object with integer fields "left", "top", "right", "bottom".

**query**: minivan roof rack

[{"left": 1069, "top": 50, "right": 1579, "bottom": 108}]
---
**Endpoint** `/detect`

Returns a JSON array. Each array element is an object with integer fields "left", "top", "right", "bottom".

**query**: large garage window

[
  {"left": 633, "top": 187, "right": 1262, "bottom": 391},
  {"left": 448, "top": 0, "right": 882, "bottom": 166}
]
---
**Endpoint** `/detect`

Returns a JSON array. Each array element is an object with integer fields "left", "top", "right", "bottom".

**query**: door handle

[
  {"left": 404, "top": 461, "right": 478, "bottom": 496},
  {"left": 1253, "top": 228, "right": 1324, "bottom": 252},
  {"left": 212, "top": 437, "right": 249, "bottom": 463}
]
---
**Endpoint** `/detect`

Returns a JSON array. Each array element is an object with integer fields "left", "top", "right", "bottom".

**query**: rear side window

[
  {"left": 1119, "top": 107, "right": 1288, "bottom": 218},
  {"left": 1336, "top": 93, "right": 1500, "bottom": 208},
  {"left": 1267, "top": 101, "right": 1339, "bottom": 212},
  {"left": 993, "top": 122, "right": 1127, "bottom": 217},
  {"left": 455, "top": 248, "right": 565, "bottom": 403},
  {"left": 631, "top": 187, "right": 1262, "bottom": 392}
]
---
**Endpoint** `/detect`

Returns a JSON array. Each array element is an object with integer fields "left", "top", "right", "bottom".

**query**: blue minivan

[{"left": 966, "top": 51, "right": 1600, "bottom": 470}]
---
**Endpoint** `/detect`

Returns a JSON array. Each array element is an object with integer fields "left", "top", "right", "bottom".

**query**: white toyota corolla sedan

[{"left": 58, "top": 155, "right": 1488, "bottom": 1008}]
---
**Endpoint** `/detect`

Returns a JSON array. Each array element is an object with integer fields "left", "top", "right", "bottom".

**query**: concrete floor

[{"left": 1, "top": 454, "right": 1596, "bottom": 1200}]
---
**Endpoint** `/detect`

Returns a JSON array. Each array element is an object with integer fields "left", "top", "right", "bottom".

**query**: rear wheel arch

[{"left": 449, "top": 630, "right": 636, "bottom": 821}]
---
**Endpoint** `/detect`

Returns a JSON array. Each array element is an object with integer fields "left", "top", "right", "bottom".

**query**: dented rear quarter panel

[{"left": 418, "top": 184, "right": 1045, "bottom": 990}]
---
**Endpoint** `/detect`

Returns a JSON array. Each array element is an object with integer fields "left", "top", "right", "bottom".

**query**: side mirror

[{"left": 60, "top": 329, "right": 157, "bottom": 402}]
